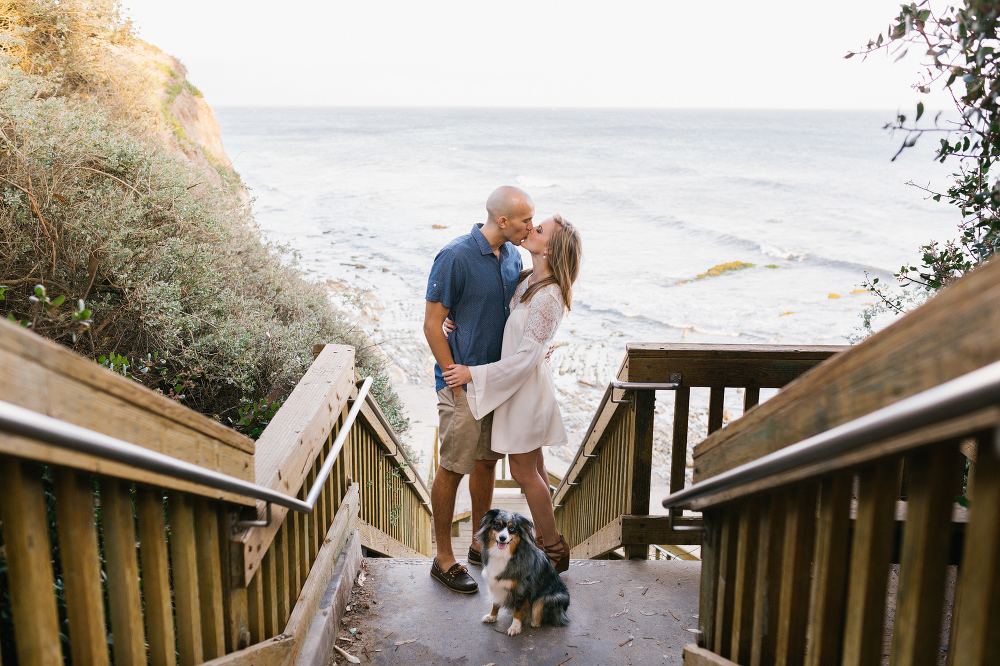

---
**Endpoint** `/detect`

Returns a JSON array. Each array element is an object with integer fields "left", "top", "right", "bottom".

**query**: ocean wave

[
  {"left": 516, "top": 175, "right": 558, "bottom": 188},
  {"left": 759, "top": 245, "right": 809, "bottom": 261}
]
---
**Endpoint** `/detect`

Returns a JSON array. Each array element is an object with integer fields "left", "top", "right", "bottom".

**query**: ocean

[{"left": 214, "top": 107, "right": 959, "bottom": 470}]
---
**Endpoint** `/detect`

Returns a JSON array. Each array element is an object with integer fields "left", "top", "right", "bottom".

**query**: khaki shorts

[{"left": 437, "top": 387, "right": 503, "bottom": 475}]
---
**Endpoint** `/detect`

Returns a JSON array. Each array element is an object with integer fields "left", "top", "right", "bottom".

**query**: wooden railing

[
  {"left": 674, "top": 256, "right": 1000, "bottom": 666},
  {"left": 553, "top": 344, "right": 844, "bottom": 559},
  {"left": 0, "top": 320, "right": 430, "bottom": 665}
]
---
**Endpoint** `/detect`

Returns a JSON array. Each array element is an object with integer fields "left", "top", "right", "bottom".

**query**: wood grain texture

[
  {"left": 0, "top": 458, "right": 63, "bottom": 665},
  {"left": 890, "top": 446, "right": 961, "bottom": 666},
  {"left": 949, "top": 437, "right": 1000, "bottom": 665},
  {"left": 233, "top": 344, "right": 356, "bottom": 586},
  {"left": 750, "top": 494, "right": 785, "bottom": 666},
  {"left": 625, "top": 390, "right": 655, "bottom": 559},
  {"left": 731, "top": 500, "right": 760, "bottom": 665},
  {"left": 694, "top": 256, "right": 1000, "bottom": 482},
  {"left": 713, "top": 509, "right": 738, "bottom": 659},
  {"left": 52, "top": 468, "right": 109, "bottom": 666},
  {"left": 841, "top": 461, "right": 898, "bottom": 666},
  {"left": 775, "top": 484, "right": 817, "bottom": 666},
  {"left": 683, "top": 644, "right": 741, "bottom": 666},
  {"left": 102, "top": 479, "right": 146, "bottom": 666},
  {"left": 136, "top": 487, "right": 177, "bottom": 666},
  {"left": 805, "top": 473, "right": 852, "bottom": 666},
  {"left": 671, "top": 386, "right": 692, "bottom": 494},
  {"left": 194, "top": 500, "right": 226, "bottom": 659},
  {"left": 168, "top": 492, "right": 204, "bottom": 665},
  {"left": 357, "top": 518, "right": 428, "bottom": 558},
  {"left": 699, "top": 510, "right": 722, "bottom": 650},
  {"left": 197, "top": 635, "right": 294, "bottom": 666},
  {"left": 568, "top": 514, "right": 703, "bottom": 559}
]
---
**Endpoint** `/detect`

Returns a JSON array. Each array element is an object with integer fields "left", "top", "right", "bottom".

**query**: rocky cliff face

[{"left": 108, "top": 39, "right": 240, "bottom": 192}]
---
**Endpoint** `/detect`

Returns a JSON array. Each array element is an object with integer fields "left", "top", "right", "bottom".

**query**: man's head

[{"left": 486, "top": 185, "right": 534, "bottom": 245}]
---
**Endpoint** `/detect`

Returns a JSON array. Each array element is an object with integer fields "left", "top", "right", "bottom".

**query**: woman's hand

[
  {"left": 442, "top": 363, "right": 472, "bottom": 388},
  {"left": 442, "top": 318, "right": 456, "bottom": 339}
]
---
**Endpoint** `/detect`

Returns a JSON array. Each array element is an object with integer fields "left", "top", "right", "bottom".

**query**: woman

[{"left": 442, "top": 214, "right": 582, "bottom": 573}]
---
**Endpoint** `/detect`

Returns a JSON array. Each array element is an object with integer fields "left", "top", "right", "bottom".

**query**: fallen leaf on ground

[
  {"left": 577, "top": 580, "right": 600, "bottom": 585},
  {"left": 333, "top": 644, "right": 361, "bottom": 664},
  {"left": 638, "top": 610, "right": 656, "bottom": 616},
  {"left": 394, "top": 639, "right": 418, "bottom": 646},
  {"left": 668, "top": 610, "right": 680, "bottom": 621}
]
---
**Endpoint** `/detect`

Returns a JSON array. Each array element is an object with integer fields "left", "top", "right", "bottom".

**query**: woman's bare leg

[
  {"left": 535, "top": 450, "right": 549, "bottom": 490},
  {"left": 508, "top": 449, "right": 559, "bottom": 548}
]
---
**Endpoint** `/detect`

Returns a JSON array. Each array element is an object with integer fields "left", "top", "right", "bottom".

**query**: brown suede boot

[{"left": 543, "top": 534, "right": 570, "bottom": 573}]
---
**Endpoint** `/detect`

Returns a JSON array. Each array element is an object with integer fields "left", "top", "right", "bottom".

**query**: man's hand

[{"left": 442, "top": 364, "right": 472, "bottom": 389}]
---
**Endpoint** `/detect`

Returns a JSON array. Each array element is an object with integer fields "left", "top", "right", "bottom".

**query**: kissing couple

[{"left": 424, "top": 185, "right": 583, "bottom": 594}]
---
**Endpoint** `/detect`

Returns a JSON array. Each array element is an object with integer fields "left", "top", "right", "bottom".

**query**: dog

[{"left": 476, "top": 508, "right": 570, "bottom": 636}]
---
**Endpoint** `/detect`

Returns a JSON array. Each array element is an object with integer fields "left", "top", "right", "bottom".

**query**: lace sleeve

[{"left": 523, "top": 286, "right": 564, "bottom": 344}]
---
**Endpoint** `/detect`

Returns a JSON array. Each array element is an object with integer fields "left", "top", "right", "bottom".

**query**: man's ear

[{"left": 496, "top": 216, "right": 508, "bottom": 229}]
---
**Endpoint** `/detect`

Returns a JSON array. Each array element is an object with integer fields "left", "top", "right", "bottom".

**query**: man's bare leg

[
  {"left": 431, "top": 465, "right": 464, "bottom": 572},
  {"left": 469, "top": 458, "right": 498, "bottom": 552}
]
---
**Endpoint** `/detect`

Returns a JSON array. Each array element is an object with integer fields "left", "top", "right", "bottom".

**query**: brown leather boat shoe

[
  {"left": 430, "top": 559, "right": 479, "bottom": 594},
  {"left": 467, "top": 545, "right": 482, "bottom": 566}
]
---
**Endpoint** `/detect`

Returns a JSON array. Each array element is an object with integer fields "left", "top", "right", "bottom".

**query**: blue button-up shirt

[{"left": 426, "top": 223, "right": 523, "bottom": 391}]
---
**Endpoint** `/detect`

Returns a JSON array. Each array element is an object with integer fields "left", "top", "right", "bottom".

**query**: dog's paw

[
  {"left": 530, "top": 617, "right": 541, "bottom": 628},
  {"left": 507, "top": 619, "right": 522, "bottom": 636},
  {"left": 482, "top": 613, "right": 497, "bottom": 624}
]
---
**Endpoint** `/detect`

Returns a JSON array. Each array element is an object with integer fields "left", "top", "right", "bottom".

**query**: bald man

[{"left": 423, "top": 186, "right": 534, "bottom": 593}]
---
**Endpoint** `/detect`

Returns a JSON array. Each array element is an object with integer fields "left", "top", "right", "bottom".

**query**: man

[{"left": 423, "top": 185, "right": 534, "bottom": 593}]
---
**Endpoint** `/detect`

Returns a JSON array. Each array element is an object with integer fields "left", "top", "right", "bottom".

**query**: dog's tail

[{"left": 542, "top": 591, "right": 571, "bottom": 627}]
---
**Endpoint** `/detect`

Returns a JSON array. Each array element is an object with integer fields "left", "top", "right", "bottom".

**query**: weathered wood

[
  {"left": 805, "top": 473, "right": 852, "bottom": 666},
  {"left": 0, "top": 458, "right": 63, "bottom": 665},
  {"left": 890, "top": 446, "right": 961, "bottom": 665},
  {"left": 168, "top": 492, "right": 204, "bottom": 665},
  {"left": 731, "top": 500, "right": 760, "bottom": 664},
  {"left": 357, "top": 518, "right": 429, "bottom": 558},
  {"left": 671, "top": 386, "right": 691, "bottom": 494},
  {"left": 569, "top": 515, "right": 703, "bottom": 559},
  {"left": 247, "top": 571, "right": 265, "bottom": 645},
  {"left": 694, "top": 257, "right": 1000, "bottom": 482},
  {"left": 699, "top": 509, "right": 722, "bottom": 650},
  {"left": 775, "top": 484, "right": 817, "bottom": 666},
  {"left": 52, "top": 467, "right": 109, "bottom": 666},
  {"left": 713, "top": 508, "right": 738, "bottom": 659},
  {"left": 842, "top": 461, "right": 898, "bottom": 666},
  {"left": 221, "top": 510, "right": 250, "bottom": 653},
  {"left": 708, "top": 387, "right": 725, "bottom": 435},
  {"left": 102, "top": 479, "right": 146, "bottom": 666},
  {"left": 262, "top": 545, "right": 279, "bottom": 639},
  {"left": 949, "top": 436, "right": 1000, "bottom": 665},
  {"left": 626, "top": 390, "right": 656, "bottom": 559},
  {"left": 744, "top": 386, "right": 761, "bottom": 412},
  {"left": 234, "top": 344, "right": 356, "bottom": 586},
  {"left": 282, "top": 484, "right": 361, "bottom": 665},
  {"left": 136, "top": 487, "right": 177, "bottom": 666},
  {"left": 198, "top": 635, "right": 294, "bottom": 666},
  {"left": 194, "top": 499, "right": 226, "bottom": 659},
  {"left": 275, "top": 521, "right": 291, "bottom": 626},
  {"left": 689, "top": 407, "right": 999, "bottom": 510},
  {"left": 750, "top": 493, "right": 785, "bottom": 666},
  {"left": 683, "top": 644, "right": 741, "bottom": 666}
]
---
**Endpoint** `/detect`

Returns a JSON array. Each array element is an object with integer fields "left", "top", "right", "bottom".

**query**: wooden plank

[
  {"left": 136, "top": 487, "right": 177, "bottom": 666},
  {"left": 890, "top": 446, "right": 961, "bottom": 665},
  {"left": 731, "top": 500, "right": 760, "bottom": 664},
  {"left": 357, "top": 518, "right": 429, "bottom": 558},
  {"left": 0, "top": 457, "right": 63, "bottom": 665},
  {"left": 708, "top": 387, "right": 725, "bottom": 435},
  {"left": 101, "top": 479, "right": 146, "bottom": 666},
  {"left": 619, "top": 515, "right": 703, "bottom": 545},
  {"left": 0, "top": 318, "right": 253, "bottom": 453},
  {"left": 744, "top": 386, "right": 761, "bottom": 412},
  {"left": 626, "top": 390, "right": 655, "bottom": 559},
  {"left": 805, "top": 473, "right": 852, "bottom": 666},
  {"left": 683, "top": 644, "right": 740, "bottom": 666},
  {"left": 949, "top": 436, "right": 1000, "bottom": 665},
  {"left": 282, "top": 484, "right": 361, "bottom": 665},
  {"left": 287, "top": 508, "right": 302, "bottom": 601},
  {"left": 775, "top": 484, "right": 817, "bottom": 666},
  {"left": 194, "top": 499, "right": 226, "bottom": 659},
  {"left": 713, "top": 508, "right": 738, "bottom": 658},
  {"left": 221, "top": 522, "right": 251, "bottom": 654},
  {"left": 234, "top": 344, "right": 356, "bottom": 586},
  {"left": 750, "top": 493, "right": 785, "bottom": 666},
  {"left": 52, "top": 467, "right": 109, "bottom": 666},
  {"left": 842, "top": 461, "right": 898, "bottom": 666},
  {"left": 168, "top": 492, "right": 204, "bottom": 665},
  {"left": 689, "top": 407, "right": 1000, "bottom": 511},
  {"left": 247, "top": 571, "right": 265, "bottom": 645},
  {"left": 694, "top": 256, "right": 1000, "bottom": 482},
  {"left": 275, "top": 521, "right": 290, "bottom": 626},
  {"left": 699, "top": 509, "right": 722, "bottom": 650},
  {"left": 198, "top": 635, "right": 294, "bottom": 666},
  {"left": 262, "top": 545, "right": 279, "bottom": 639},
  {"left": 671, "top": 386, "right": 691, "bottom": 494}
]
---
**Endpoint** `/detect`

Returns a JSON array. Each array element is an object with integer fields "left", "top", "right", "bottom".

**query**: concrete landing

[{"left": 340, "top": 558, "right": 701, "bottom": 665}]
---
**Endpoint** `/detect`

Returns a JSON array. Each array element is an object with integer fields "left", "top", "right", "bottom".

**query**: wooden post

[
  {"left": 53, "top": 468, "right": 110, "bottom": 666},
  {"left": 731, "top": 500, "right": 760, "bottom": 664},
  {"left": 744, "top": 386, "right": 761, "bottom": 412},
  {"left": 168, "top": 492, "right": 204, "bottom": 665},
  {"left": 713, "top": 508, "right": 739, "bottom": 659},
  {"left": 805, "top": 473, "right": 852, "bottom": 666},
  {"left": 102, "top": 479, "right": 146, "bottom": 666},
  {"left": 775, "top": 483, "right": 817, "bottom": 666},
  {"left": 671, "top": 386, "right": 691, "bottom": 494},
  {"left": 625, "top": 389, "right": 655, "bottom": 559},
  {"left": 221, "top": 511, "right": 250, "bottom": 653},
  {"left": 750, "top": 493, "right": 785, "bottom": 666},
  {"left": 194, "top": 500, "right": 226, "bottom": 659},
  {"left": 698, "top": 509, "right": 722, "bottom": 649},
  {"left": 136, "top": 487, "right": 177, "bottom": 666},
  {"left": 0, "top": 458, "right": 63, "bottom": 665},
  {"left": 708, "top": 387, "right": 725, "bottom": 434}
]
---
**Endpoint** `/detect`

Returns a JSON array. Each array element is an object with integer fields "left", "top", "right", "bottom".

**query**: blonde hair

[{"left": 518, "top": 214, "right": 582, "bottom": 310}]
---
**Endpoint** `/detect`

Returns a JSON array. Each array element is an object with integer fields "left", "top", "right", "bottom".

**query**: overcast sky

[{"left": 121, "top": 0, "right": 953, "bottom": 110}]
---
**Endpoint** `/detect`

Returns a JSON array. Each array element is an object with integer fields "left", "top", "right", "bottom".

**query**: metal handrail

[
  {"left": 0, "top": 376, "right": 374, "bottom": 519},
  {"left": 662, "top": 359, "right": 1000, "bottom": 510}
]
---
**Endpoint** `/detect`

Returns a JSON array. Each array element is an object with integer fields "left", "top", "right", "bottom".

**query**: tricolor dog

[{"left": 476, "top": 509, "right": 570, "bottom": 636}]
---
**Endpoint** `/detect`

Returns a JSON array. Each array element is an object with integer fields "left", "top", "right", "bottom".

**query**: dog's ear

[
  {"left": 479, "top": 509, "right": 500, "bottom": 530},
  {"left": 516, "top": 514, "right": 535, "bottom": 542}
]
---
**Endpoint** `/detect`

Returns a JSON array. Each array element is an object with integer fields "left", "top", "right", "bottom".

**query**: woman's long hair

[{"left": 518, "top": 214, "right": 582, "bottom": 310}]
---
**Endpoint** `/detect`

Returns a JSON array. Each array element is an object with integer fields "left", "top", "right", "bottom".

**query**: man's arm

[{"left": 424, "top": 300, "right": 460, "bottom": 397}]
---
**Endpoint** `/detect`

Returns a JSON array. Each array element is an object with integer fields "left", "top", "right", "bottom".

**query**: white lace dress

[{"left": 466, "top": 280, "right": 568, "bottom": 453}]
